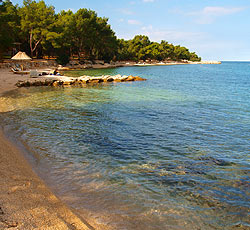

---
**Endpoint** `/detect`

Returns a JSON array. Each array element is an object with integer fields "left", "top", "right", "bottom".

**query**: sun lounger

[
  {"left": 30, "top": 70, "right": 39, "bottom": 78},
  {"left": 11, "top": 67, "right": 22, "bottom": 72},
  {"left": 11, "top": 67, "right": 30, "bottom": 75}
]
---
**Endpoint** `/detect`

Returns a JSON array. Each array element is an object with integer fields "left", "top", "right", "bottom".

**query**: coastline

[
  {"left": 0, "top": 69, "right": 93, "bottom": 229},
  {"left": 0, "top": 59, "right": 221, "bottom": 72},
  {"left": 57, "top": 60, "right": 221, "bottom": 70}
]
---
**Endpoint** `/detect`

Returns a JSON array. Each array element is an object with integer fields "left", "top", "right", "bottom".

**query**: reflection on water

[{"left": 0, "top": 63, "right": 249, "bottom": 229}]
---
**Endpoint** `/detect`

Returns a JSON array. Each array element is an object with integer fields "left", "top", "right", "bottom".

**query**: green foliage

[
  {"left": 116, "top": 36, "right": 201, "bottom": 62},
  {"left": 56, "top": 52, "right": 69, "bottom": 65},
  {"left": 19, "top": 0, "right": 55, "bottom": 57},
  {"left": 69, "top": 9, "right": 117, "bottom": 61},
  {"left": 190, "top": 52, "right": 201, "bottom": 62},
  {"left": 139, "top": 42, "right": 162, "bottom": 61},
  {"left": 0, "top": 0, "right": 20, "bottom": 58},
  {"left": 93, "top": 17, "right": 118, "bottom": 61},
  {"left": 159, "top": 41, "right": 174, "bottom": 60},
  {"left": 128, "top": 35, "right": 151, "bottom": 60},
  {"left": 117, "top": 39, "right": 131, "bottom": 61},
  {"left": 1, "top": 0, "right": 201, "bottom": 62},
  {"left": 52, "top": 10, "right": 74, "bottom": 50}
]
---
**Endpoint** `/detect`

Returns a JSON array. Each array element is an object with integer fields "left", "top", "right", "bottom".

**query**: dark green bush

[{"left": 56, "top": 53, "right": 70, "bottom": 65}]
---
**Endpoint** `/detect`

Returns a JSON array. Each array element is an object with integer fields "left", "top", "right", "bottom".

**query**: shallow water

[{"left": 0, "top": 62, "right": 249, "bottom": 229}]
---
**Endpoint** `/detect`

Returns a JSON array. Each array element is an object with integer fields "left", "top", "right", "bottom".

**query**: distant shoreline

[
  {"left": 59, "top": 60, "right": 221, "bottom": 70},
  {"left": 0, "top": 59, "right": 221, "bottom": 73}
]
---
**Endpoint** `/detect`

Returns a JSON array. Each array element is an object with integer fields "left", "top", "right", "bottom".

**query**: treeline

[
  {"left": 0, "top": 0, "right": 201, "bottom": 63},
  {"left": 117, "top": 36, "right": 201, "bottom": 62}
]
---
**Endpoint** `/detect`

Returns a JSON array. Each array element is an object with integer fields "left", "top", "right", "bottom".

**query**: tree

[
  {"left": 173, "top": 45, "right": 190, "bottom": 60},
  {"left": 159, "top": 41, "right": 174, "bottom": 60},
  {"left": 190, "top": 52, "right": 201, "bottom": 62},
  {"left": 116, "top": 39, "right": 131, "bottom": 61},
  {"left": 0, "top": 0, "right": 20, "bottom": 58},
  {"left": 128, "top": 35, "right": 151, "bottom": 60},
  {"left": 138, "top": 42, "right": 162, "bottom": 61},
  {"left": 42, "top": 9, "right": 74, "bottom": 58},
  {"left": 92, "top": 17, "right": 117, "bottom": 61},
  {"left": 70, "top": 8, "right": 97, "bottom": 59},
  {"left": 19, "top": 0, "right": 55, "bottom": 57},
  {"left": 69, "top": 8, "right": 117, "bottom": 61}
]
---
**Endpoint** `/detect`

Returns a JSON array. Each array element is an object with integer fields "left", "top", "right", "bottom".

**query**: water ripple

[{"left": 0, "top": 62, "right": 249, "bottom": 229}]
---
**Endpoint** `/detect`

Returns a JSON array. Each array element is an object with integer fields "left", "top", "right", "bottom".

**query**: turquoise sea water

[{"left": 0, "top": 62, "right": 249, "bottom": 229}]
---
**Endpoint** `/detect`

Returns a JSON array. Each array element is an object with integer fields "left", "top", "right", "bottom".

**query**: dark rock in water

[
  {"left": 33, "top": 81, "right": 43, "bottom": 86},
  {"left": 15, "top": 81, "right": 24, "bottom": 87},
  {"left": 52, "top": 81, "right": 59, "bottom": 87},
  {"left": 134, "top": 76, "right": 146, "bottom": 81},
  {"left": 107, "top": 78, "right": 114, "bottom": 82},
  {"left": 88, "top": 79, "right": 100, "bottom": 84},
  {"left": 63, "top": 81, "right": 72, "bottom": 85},
  {"left": 126, "top": 76, "right": 135, "bottom": 81},
  {"left": 197, "top": 156, "right": 233, "bottom": 166},
  {"left": 18, "top": 81, "right": 31, "bottom": 87}
]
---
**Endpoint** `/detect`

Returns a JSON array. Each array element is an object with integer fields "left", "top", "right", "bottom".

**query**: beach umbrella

[
  {"left": 11, "top": 51, "right": 32, "bottom": 60},
  {"left": 11, "top": 51, "right": 32, "bottom": 70}
]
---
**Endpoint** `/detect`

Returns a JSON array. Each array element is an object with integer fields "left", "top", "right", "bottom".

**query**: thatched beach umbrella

[
  {"left": 11, "top": 51, "right": 31, "bottom": 61},
  {"left": 11, "top": 51, "right": 32, "bottom": 70}
]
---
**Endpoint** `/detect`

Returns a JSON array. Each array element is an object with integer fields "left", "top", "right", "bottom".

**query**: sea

[{"left": 0, "top": 62, "right": 249, "bottom": 229}]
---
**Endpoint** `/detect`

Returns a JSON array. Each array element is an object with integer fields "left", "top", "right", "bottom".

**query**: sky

[{"left": 11, "top": 0, "right": 250, "bottom": 61}]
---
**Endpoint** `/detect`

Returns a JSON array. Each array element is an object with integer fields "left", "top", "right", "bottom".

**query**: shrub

[{"left": 56, "top": 53, "right": 70, "bottom": 65}]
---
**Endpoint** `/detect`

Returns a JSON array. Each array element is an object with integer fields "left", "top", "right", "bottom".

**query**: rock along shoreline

[{"left": 15, "top": 74, "right": 147, "bottom": 88}]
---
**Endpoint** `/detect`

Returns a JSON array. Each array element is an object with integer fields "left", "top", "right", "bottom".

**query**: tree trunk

[
  {"left": 30, "top": 32, "right": 33, "bottom": 58},
  {"left": 29, "top": 29, "right": 42, "bottom": 58}
]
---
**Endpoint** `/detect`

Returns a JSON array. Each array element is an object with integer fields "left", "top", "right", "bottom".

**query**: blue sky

[{"left": 12, "top": 0, "right": 250, "bottom": 61}]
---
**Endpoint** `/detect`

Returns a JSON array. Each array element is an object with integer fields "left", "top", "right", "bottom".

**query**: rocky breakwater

[
  {"left": 189, "top": 60, "right": 221, "bottom": 64},
  {"left": 15, "top": 74, "right": 146, "bottom": 88}
]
